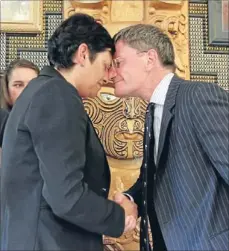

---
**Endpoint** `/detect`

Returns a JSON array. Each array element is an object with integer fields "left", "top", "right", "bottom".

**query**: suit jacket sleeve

[
  {"left": 24, "top": 80, "right": 125, "bottom": 237},
  {"left": 191, "top": 83, "right": 229, "bottom": 185},
  {"left": 125, "top": 172, "right": 142, "bottom": 216}
]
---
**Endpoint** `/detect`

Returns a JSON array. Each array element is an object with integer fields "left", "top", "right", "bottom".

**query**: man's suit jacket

[
  {"left": 127, "top": 76, "right": 229, "bottom": 250},
  {"left": 1, "top": 66, "right": 124, "bottom": 251}
]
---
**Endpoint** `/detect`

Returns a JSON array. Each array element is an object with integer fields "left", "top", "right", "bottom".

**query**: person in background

[
  {"left": 1, "top": 58, "right": 39, "bottom": 111},
  {"left": 0, "top": 59, "right": 39, "bottom": 160},
  {"left": 1, "top": 13, "right": 137, "bottom": 251},
  {"left": 112, "top": 24, "right": 229, "bottom": 251},
  {"left": 0, "top": 60, "right": 39, "bottom": 230}
]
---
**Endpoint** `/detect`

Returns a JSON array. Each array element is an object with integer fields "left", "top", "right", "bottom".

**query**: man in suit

[
  {"left": 1, "top": 13, "right": 137, "bottom": 251},
  {"left": 112, "top": 24, "right": 229, "bottom": 251}
]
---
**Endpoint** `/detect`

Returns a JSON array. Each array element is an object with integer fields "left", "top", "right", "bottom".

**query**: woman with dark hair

[{"left": 1, "top": 13, "right": 137, "bottom": 251}]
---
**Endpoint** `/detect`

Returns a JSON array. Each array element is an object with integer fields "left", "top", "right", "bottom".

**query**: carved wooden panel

[{"left": 63, "top": 1, "right": 189, "bottom": 250}]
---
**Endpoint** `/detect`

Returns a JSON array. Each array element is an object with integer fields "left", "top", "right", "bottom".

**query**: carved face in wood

[{"left": 83, "top": 87, "right": 147, "bottom": 159}]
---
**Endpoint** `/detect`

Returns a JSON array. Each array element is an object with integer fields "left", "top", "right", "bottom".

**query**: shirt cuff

[{"left": 123, "top": 193, "right": 134, "bottom": 202}]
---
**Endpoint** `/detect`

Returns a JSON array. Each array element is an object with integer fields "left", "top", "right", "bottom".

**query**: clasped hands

[{"left": 113, "top": 192, "right": 138, "bottom": 233}]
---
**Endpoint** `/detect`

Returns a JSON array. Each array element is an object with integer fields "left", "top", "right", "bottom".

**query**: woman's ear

[{"left": 72, "top": 43, "right": 89, "bottom": 66}]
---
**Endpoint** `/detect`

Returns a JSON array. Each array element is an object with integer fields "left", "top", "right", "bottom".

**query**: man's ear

[
  {"left": 72, "top": 43, "right": 89, "bottom": 66},
  {"left": 145, "top": 49, "right": 158, "bottom": 71}
]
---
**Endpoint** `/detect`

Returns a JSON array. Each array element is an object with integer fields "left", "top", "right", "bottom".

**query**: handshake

[{"left": 113, "top": 192, "right": 138, "bottom": 233}]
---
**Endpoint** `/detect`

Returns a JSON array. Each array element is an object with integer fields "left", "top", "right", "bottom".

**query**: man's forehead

[{"left": 114, "top": 41, "right": 135, "bottom": 57}]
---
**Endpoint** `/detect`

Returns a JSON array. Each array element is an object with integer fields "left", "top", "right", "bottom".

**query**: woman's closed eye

[{"left": 104, "top": 63, "right": 112, "bottom": 72}]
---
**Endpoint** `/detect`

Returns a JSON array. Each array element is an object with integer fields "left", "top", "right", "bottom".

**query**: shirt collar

[{"left": 150, "top": 73, "right": 174, "bottom": 105}]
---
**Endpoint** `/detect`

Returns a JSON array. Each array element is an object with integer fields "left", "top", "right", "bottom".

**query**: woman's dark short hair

[
  {"left": 48, "top": 13, "right": 115, "bottom": 69},
  {"left": 1, "top": 59, "right": 39, "bottom": 110}
]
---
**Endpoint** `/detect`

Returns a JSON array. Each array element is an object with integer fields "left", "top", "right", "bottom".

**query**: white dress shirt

[
  {"left": 149, "top": 73, "right": 174, "bottom": 163},
  {"left": 124, "top": 73, "right": 174, "bottom": 201}
]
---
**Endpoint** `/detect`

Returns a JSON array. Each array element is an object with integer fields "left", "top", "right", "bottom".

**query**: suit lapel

[{"left": 156, "top": 76, "right": 182, "bottom": 167}]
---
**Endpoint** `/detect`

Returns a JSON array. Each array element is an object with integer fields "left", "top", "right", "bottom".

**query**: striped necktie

[{"left": 140, "top": 102, "right": 155, "bottom": 251}]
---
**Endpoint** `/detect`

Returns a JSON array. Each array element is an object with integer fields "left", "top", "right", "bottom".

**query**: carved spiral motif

[{"left": 83, "top": 90, "right": 147, "bottom": 159}]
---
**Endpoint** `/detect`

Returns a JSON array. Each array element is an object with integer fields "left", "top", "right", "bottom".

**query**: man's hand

[{"left": 113, "top": 192, "right": 138, "bottom": 233}]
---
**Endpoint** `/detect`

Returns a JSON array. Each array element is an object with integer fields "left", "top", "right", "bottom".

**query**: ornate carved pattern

[
  {"left": 63, "top": 0, "right": 110, "bottom": 25},
  {"left": 111, "top": 1, "right": 144, "bottom": 22},
  {"left": 146, "top": 0, "right": 189, "bottom": 79},
  {"left": 104, "top": 217, "right": 153, "bottom": 251},
  {"left": 64, "top": 1, "right": 189, "bottom": 250},
  {"left": 84, "top": 89, "right": 146, "bottom": 159}
]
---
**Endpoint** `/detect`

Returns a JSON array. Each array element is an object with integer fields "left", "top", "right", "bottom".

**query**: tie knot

[{"left": 146, "top": 103, "right": 154, "bottom": 114}]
